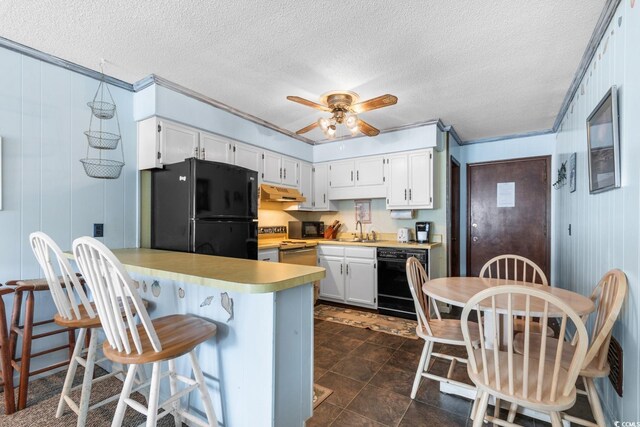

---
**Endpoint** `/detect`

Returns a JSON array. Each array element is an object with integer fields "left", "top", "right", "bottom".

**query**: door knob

[
  {"left": 472, "top": 236, "right": 479, "bottom": 242},
  {"left": 472, "top": 223, "right": 478, "bottom": 228}
]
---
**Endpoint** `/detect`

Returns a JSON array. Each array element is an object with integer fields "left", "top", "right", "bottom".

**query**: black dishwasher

[{"left": 377, "top": 247, "right": 428, "bottom": 320}]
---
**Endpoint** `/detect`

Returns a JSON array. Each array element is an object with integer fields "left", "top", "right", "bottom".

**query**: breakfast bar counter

[
  {"left": 74, "top": 248, "right": 325, "bottom": 427},
  {"left": 106, "top": 248, "right": 325, "bottom": 293}
]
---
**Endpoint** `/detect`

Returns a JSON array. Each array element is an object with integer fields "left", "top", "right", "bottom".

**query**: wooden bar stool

[
  {"left": 6, "top": 276, "right": 78, "bottom": 410},
  {"left": 30, "top": 231, "right": 135, "bottom": 426},
  {"left": 0, "top": 286, "right": 16, "bottom": 415},
  {"left": 73, "top": 236, "right": 219, "bottom": 427}
]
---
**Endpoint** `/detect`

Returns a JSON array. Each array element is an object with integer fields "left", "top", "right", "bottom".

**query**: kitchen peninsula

[{"left": 74, "top": 248, "right": 325, "bottom": 427}]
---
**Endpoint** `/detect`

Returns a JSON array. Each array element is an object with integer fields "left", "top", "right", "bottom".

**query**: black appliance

[
  {"left": 377, "top": 247, "right": 428, "bottom": 320},
  {"left": 288, "top": 221, "right": 324, "bottom": 239},
  {"left": 151, "top": 158, "right": 258, "bottom": 260},
  {"left": 415, "top": 221, "right": 431, "bottom": 244}
]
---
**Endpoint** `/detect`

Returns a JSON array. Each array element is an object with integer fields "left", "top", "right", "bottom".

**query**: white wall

[
  {"left": 0, "top": 46, "right": 137, "bottom": 372},
  {"left": 453, "top": 133, "right": 556, "bottom": 275},
  {"left": 313, "top": 123, "right": 438, "bottom": 162},
  {"left": 554, "top": 2, "right": 639, "bottom": 423},
  {"left": 134, "top": 84, "right": 314, "bottom": 162}
]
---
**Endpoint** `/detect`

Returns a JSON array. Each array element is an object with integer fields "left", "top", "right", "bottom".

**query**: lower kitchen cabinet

[
  {"left": 258, "top": 248, "right": 279, "bottom": 262},
  {"left": 318, "top": 245, "right": 377, "bottom": 309}
]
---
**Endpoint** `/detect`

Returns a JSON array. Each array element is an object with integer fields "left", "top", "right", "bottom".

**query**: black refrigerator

[{"left": 151, "top": 158, "right": 258, "bottom": 260}]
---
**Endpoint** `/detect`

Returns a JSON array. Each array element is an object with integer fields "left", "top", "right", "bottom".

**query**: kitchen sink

[{"left": 338, "top": 238, "right": 362, "bottom": 242}]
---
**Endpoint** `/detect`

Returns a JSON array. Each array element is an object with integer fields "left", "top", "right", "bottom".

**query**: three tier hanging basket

[{"left": 81, "top": 69, "right": 125, "bottom": 179}]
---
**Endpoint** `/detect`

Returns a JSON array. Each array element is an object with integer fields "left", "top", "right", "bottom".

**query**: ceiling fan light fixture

[
  {"left": 318, "top": 117, "right": 330, "bottom": 131},
  {"left": 345, "top": 114, "right": 358, "bottom": 129},
  {"left": 326, "top": 125, "right": 337, "bottom": 138}
]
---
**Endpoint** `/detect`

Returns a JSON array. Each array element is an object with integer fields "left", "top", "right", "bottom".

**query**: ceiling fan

[{"left": 287, "top": 91, "right": 398, "bottom": 138}]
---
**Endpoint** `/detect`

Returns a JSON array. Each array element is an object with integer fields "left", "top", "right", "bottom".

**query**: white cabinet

[
  {"left": 200, "top": 131, "right": 232, "bottom": 163},
  {"left": 329, "top": 160, "right": 355, "bottom": 188},
  {"left": 318, "top": 255, "right": 345, "bottom": 301},
  {"left": 138, "top": 117, "right": 200, "bottom": 169},
  {"left": 262, "top": 151, "right": 298, "bottom": 187},
  {"left": 298, "top": 162, "right": 314, "bottom": 210},
  {"left": 386, "top": 149, "right": 433, "bottom": 209},
  {"left": 282, "top": 157, "right": 298, "bottom": 187},
  {"left": 345, "top": 257, "right": 377, "bottom": 307},
  {"left": 387, "top": 154, "right": 409, "bottom": 207},
  {"left": 262, "top": 151, "right": 282, "bottom": 184},
  {"left": 234, "top": 142, "right": 262, "bottom": 173},
  {"left": 318, "top": 245, "right": 377, "bottom": 309},
  {"left": 312, "top": 164, "right": 337, "bottom": 211},
  {"left": 328, "top": 155, "right": 386, "bottom": 200},
  {"left": 258, "top": 248, "right": 279, "bottom": 263}
]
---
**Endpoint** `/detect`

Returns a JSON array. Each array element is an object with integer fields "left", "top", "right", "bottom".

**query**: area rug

[
  {"left": 312, "top": 384, "right": 333, "bottom": 408},
  {"left": 314, "top": 304, "right": 418, "bottom": 340}
]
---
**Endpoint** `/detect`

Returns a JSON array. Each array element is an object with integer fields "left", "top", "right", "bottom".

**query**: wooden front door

[{"left": 467, "top": 156, "right": 550, "bottom": 279}]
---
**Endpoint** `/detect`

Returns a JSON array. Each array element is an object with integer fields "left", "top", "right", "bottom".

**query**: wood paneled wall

[
  {"left": 0, "top": 48, "right": 137, "bottom": 282},
  {"left": 555, "top": 2, "right": 639, "bottom": 423}
]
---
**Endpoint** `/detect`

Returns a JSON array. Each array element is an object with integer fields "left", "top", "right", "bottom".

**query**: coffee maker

[{"left": 415, "top": 222, "right": 430, "bottom": 243}]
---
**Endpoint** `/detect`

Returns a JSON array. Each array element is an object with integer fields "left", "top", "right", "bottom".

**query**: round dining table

[{"left": 423, "top": 276, "right": 595, "bottom": 316}]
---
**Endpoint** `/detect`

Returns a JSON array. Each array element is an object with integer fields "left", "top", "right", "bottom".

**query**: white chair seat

[{"left": 417, "top": 319, "right": 481, "bottom": 345}]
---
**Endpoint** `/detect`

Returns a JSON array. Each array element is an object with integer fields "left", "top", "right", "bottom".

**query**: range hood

[{"left": 260, "top": 184, "right": 306, "bottom": 203}]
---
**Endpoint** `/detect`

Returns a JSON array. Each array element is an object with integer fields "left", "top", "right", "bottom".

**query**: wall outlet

[{"left": 93, "top": 223, "right": 104, "bottom": 238}]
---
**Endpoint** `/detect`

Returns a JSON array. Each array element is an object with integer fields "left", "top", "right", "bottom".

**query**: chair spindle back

[
  {"left": 406, "top": 257, "right": 441, "bottom": 337},
  {"left": 479, "top": 254, "right": 548, "bottom": 285},
  {"left": 29, "top": 232, "right": 95, "bottom": 321},
  {"left": 72, "top": 237, "right": 160, "bottom": 355},
  {"left": 461, "top": 286, "right": 587, "bottom": 403}
]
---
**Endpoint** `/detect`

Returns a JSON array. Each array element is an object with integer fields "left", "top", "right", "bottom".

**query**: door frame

[
  {"left": 465, "top": 155, "right": 551, "bottom": 279},
  {"left": 448, "top": 155, "right": 461, "bottom": 277}
]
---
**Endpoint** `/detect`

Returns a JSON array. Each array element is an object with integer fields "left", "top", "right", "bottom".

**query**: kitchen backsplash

[{"left": 258, "top": 199, "right": 442, "bottom": 239}]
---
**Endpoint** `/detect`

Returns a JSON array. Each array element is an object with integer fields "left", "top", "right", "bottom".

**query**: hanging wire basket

[
  {"left": 84, "top": 130, "right": 121, "bottom": 150},
  {"left": 87, "top": 101, "right": 116, "bottom": 119},
  {"left": 80, "top": 158, "right": 125, "bottom": 179}
]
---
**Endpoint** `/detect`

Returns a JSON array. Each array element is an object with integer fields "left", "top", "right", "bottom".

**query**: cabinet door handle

[
  {"left": 201, "top": 147, "right": 206, "bottom": 159},
  {"left": 284, "top": 168, "right": 287, "bottom": 179},
  {"left": 404, "top": 189, "right": 407, "bottom": 200},
  {"left": 340, "top": 264, "right": 343, "bottom": 275},
  {"left": 346, "top": 264, "right": 349, "bottom": 275},
  {"left": 280, "top": 168, "right": 282, "bottom": 179},
  {"left": 351, "top": 171, "right": 354, "bottom": 181},
  {"left": 323, "top": 194, "right": 326, "bottom": 203},
  {"left": 357, "top": 170, "right": 359, "bottom": 181},
  {"left": 409, "top": 189, "right": 412, "bottom": 200},
  {"left": 194, "top": 147, "right": 200, "bottom": 158}
]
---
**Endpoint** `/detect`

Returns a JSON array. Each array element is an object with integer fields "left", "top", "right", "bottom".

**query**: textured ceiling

[{"left": 0, "top": 1, "right": 604, "bottom": 142}]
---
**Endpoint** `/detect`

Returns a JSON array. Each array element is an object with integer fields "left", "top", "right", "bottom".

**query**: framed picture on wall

[
  {"left": 355, "top": 200, "right": 371, "bottom": 224},
  {"left": 586, "top": 86, "right": 621, "bottom": 194},
  {"left": 569, "top": 152, "right": 577, "bottom": 193}
]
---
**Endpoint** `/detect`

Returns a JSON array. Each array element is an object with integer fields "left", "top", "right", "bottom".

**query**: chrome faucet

[{"left": 356, "top": 221, "right": 364, "bottom": 240}]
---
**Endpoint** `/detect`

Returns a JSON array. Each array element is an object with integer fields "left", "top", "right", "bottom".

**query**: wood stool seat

[
  {"left": 6, "top": 275, "right": 83, "bottom": 291},
  {"left": 104, "top": 314, "right": 217, "bottom": 364}
]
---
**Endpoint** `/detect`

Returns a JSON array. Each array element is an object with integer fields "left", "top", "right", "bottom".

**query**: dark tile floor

[{"left": 309, "top": 317, "right": 587, "bottom": 427}]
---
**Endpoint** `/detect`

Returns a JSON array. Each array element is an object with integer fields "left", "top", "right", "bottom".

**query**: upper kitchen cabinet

[
  {"left": 386, "top": 148, "right": 433, "bottom": 209},
  {"left": 328, "top": 155, "right": 386, "bottom": 200},
  {"left": 234, "top": 142, "right": 262, "bottom": 174},
  {"left": 297, "top": 161, "right": 314, "bottom": 210},
  {"left": 200, "top": 131, "right": 232, "bottom": 163},
  {"left": 262, "top": 151, "right": 298, "bottom": 187},
  {"left": 285, "top": 162, "right": 337, "bottom": 211},
  {"left": 138, "top": 117, "right": 199, "bottom": 169}
]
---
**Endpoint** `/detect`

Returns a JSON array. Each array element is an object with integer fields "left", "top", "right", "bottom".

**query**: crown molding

[
  {"left": 0, "top": 36, "right": 134, "bottom": 91},
  {"left": 552, "top": 0, "right": 621, "bottom": 131}
]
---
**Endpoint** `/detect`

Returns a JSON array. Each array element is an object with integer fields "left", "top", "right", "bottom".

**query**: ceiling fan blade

[
  {"left": 351, "top": 94, "right": 398, "bottom": 113},
  {"left": 295, "top": 121, "right": 319, "bottom": 135},
  {"left": 357, "top": 119, "right": 380, "bottom": 137},
  {"left": 287, "top": 96, "right": 332, "bottom": 112}
]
